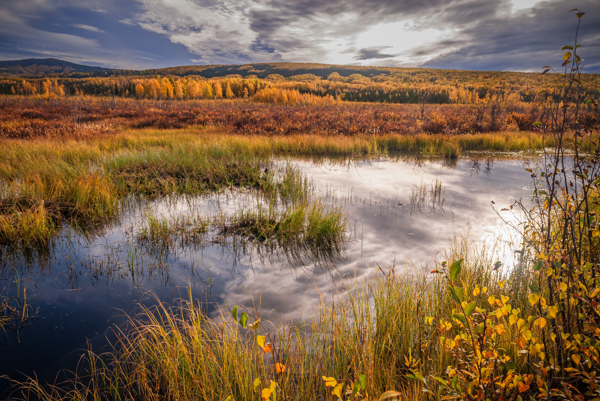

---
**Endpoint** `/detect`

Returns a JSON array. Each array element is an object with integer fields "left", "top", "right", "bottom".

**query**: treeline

[{"left": 1, "top": 69, "right": 599, "bottom": 106}]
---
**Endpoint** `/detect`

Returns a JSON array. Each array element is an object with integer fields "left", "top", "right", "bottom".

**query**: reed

[
  {"left": 8, "top": 234, "right": 532, "bottom": 401},
  {"left": 0, "top": 127, "right": 550, "bottom": 249},
  {"left": 137, "top": 211, "right": 209, "bottom": 250}
]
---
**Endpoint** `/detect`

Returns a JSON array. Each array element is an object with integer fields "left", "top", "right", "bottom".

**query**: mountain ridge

[{"left": 0, "top": 58, "right": 113, "bottom": 77}]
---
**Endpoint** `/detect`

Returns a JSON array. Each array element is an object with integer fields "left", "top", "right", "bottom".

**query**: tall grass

[
  {"left": 8, "top": 234, "right": 533, "bottom": 400},
  {"left": 0, "top": 126, "right": 551, "bottom": 249}
]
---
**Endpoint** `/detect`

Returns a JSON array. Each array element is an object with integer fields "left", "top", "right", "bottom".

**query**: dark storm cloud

[
  {"left": 354, "top": 47, "right": 396, "bottom": 60},
  {"left": 421, "top": 0, "right": 600, "bottom": 71},
  {"left": 0, "top": 0, "right": 599, "bottom": 71}
]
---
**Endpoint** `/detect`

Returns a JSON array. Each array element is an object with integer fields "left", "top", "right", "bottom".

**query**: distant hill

[
  {"left": 0, "top": 58, "right": 393, "bottom": 79},
  {"left": 0, "top": 58, "right": 113, "bottom": 77}
]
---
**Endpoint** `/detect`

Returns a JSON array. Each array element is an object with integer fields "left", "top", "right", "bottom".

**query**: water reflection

[{"left": 0, "top": 155, "right": 535, "bottom": 393}]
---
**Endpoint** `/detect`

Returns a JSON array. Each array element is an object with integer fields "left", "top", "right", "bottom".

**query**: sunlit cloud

[
  {"left": 73, "top": 24, "right": 105, "bottom": 33},
  {"left": 0, "top": 0, "right": 598, "bottom": 71}
]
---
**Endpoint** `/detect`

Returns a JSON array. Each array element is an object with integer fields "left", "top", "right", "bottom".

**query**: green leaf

[
  {"left": 434, "top": 377, "right": 449, "bottom": 387},
  {"left": 576, "top": 12, "right": 585, "bottom": 19},
  {"left": 529, "top": 284, "right": 538, "bottom": 293},
  {"left": 379, "top": 390, "right": 402, "bottom": 400},
  {"left": 476, "top": 322, "right": 485, "bottom": 334},
  {"left": 358, "top": 375, "right": 366, "bottom": 390},
  {"left": 533, "top": 121, "right": 543, "bottom": 126},
  {"left": 451, "top": 374, "right": 458, "bottom": 389},
  {"left": 449, "top": 259, "right": 463, "bottom": 281},
  {"left": 231, "top": 305, "right": 238, "bottom": 323},
  {"left": 569, "top": 8, "right": 578, "bottom": 12},
  {"left": 464, "top": 301, "right": 477, "bottom": 317},
  {"left": 562, "top": 45, "right": 574, "bottom": 51},
  {"left": 349, "top": 375, "right": 367, "bottom": 400},
  {"left": 449, "top": 287, "right": 464, "bottom": 303},
  {"left": 534, "top": 260, "right": 543, "bottom": 271},
  {"left": 453, "top": 313, "right": 467, "bottom": 325},
  {"left": 240, "top": 312, "right": 249, "bottom": 328}
]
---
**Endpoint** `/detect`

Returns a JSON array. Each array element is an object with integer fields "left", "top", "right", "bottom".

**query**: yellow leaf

[
  {"left": 501, "top": 295, "right": 510, "bottom": 305},
  {"left": 488, "top": 296, "right": 496, "bottom": 306},
  {"left": 572, "top": 354, "right": 581, "bottom": 365},
  {"left": 332, "top": 383, "right": 344, "bottom": 399},
  {"left": 509, "top": 315, "right": 518, "bottom": 326},
  {"left": 540, "top": 297, "right": 547, "bottom": 307},
  {"left": 254, "top": 378, "right": 261, "bottom": 392},
  {"left": 257, "top": 335, "right": 266, "bottom": 349},
  {"left": 257, "top": 335, "right": 272, "bottom": 353},
  {"left": 536, "top": 318, "right": 547, "bottom": 329},
  {"left": 323, "top": 376, "right": 337, "bottom": 387},
  {"left": 548, "top": 305, "right": 559, "bottom": 319},
  {"left": 275, "top": 363, "right": 286, "bottom": 374},
  {"left": 528, "top": 293, "right": 540, "bottom": 306},
  {"left": 517, "top": 318, "right": 525, "bottom": 329},
  {"left": 482, "top": 286, "right": 488, "bottom": 293},
  {"left": 261, "top": 388, "right": 272, "bottom": 400},
  {"left": 495, "top": 324, "right": 508, "bottom": 335},
  {"left": 560, "top": 282, "right": 567, "bottom": 292},
  {"left": 499, "top": 280, "right": 506, "bottom": 288},
  {"left": 473, "top": 287, "right": 480, "bottom": 296}
]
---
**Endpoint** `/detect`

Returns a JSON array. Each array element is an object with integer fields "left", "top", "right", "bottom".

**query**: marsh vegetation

[{"left": 1, "top": 11, "right": 599, "bottom": 401}]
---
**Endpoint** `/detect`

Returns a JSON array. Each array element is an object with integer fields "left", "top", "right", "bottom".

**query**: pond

[{"left": 0, "top": 155, "right": 536, "bottom": 393}]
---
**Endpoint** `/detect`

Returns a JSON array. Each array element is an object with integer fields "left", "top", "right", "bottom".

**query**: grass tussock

[
  {"left": 0, "top": 126, "right": 553, "bottom": 249},
  {"left": 137, "top": 211, "right": 209, "bottom": 249},
  {"left": 0, "top": 202, "right": 57, "bottom": 247},
  {"left": 8, "top": 234, "right": 531, "bottom": 401}
]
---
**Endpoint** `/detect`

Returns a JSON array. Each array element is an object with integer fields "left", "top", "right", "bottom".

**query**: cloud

[
  {"left": 72, "top": 23, "right": 105, "bottom": 33},
  {"left": 118, "top": 18, "right": 137, "bottom": 26},
  {"left": 354, "top": 46, "right": 396, "bottom": 60},
  {"left": 420, "top": 0, "right": 600, "bottom": 71},
  {"left": 0, "top": 0, "right": 599, "bottom": 71}
]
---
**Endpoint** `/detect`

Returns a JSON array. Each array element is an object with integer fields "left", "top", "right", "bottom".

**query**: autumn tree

[
  {"left": 225, "top": 82, "right": 234, "bottom": 99},
  {"left": 213, "top": 81, "right": 223, "bottom": 98},
  {"left": 175, "top": 81, "right": 183, "bottom": 100},
  {"left": 202, "top": 82, "right": 214, "bottom": 98},
  {"left": 135, "top": 84, "right": 144, "bottom": 98}
]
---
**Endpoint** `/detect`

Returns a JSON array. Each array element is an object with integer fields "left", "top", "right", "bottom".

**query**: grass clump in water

[{"left": 137, "top": 211, "right": 209, "bottom": 250}]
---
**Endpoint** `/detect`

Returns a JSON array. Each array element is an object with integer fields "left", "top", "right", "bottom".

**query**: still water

[{"left": 0, "top": 155, "right": 535, "bottom": 393}]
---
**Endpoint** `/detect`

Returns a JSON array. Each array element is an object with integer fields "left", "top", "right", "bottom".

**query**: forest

[{"left": 2, "top": 62, "right": 599, "bottom": 106}]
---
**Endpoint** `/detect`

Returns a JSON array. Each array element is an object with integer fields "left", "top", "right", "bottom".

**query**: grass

[
  {"left": 137, "top": 211, "right": 210, "bottom": 250},
  {"left": 7, "top": 233, "right": 533, "bottom": 400},
  {"left": 0, "top": 126, "right": 548, "bottom": 249}
]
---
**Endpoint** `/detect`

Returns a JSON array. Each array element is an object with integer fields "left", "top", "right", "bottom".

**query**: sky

[{"left": 0, "top": 0, "right": 599, "bottom": 72}]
